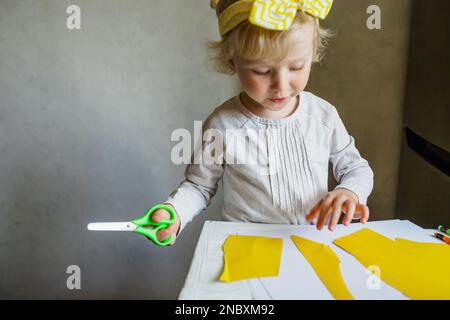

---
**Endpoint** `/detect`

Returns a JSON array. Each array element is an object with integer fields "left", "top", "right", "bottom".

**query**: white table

[{"left": 178, "top": 219, "right": 438, "bottom": 300}]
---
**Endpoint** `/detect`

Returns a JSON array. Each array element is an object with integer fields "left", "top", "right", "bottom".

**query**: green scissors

[{"left": 87, "top": 204, "right": 177, "bottom": 246}]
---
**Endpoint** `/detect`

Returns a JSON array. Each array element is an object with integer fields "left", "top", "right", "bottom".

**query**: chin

[{"left": 265, "top": 104, "right": 287, "bottom": 112}]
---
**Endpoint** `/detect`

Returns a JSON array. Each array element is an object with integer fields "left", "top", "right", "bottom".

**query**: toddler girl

[{"left": 151, "top": 0, "right": 374, "bottom": 245}]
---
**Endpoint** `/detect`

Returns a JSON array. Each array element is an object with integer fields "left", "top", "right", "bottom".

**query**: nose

[{"left": 270, "top": 70, "right": 289, "bottom": 95}]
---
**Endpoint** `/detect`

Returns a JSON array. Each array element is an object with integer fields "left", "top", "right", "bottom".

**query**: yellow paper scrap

[
  {"left": 220, "top": 235, "right": 283, "bottom": 282},
  {"left": 290, "top": 236, "right": 354, "bottom": 300},
  {"left": 333, "top": 228, "right": 450, "bottom": 300}
]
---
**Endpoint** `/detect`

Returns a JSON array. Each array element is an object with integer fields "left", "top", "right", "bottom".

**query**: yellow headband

[{"left": 218, "top": 0, "right": 334, "bottom": 36}]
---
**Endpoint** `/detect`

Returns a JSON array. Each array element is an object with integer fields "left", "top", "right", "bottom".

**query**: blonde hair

[{"left": 208, "top": 1, "right": 333, "bottom": 75}]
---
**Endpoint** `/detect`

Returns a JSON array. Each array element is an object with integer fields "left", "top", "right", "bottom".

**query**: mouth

[{"left": 269, "top": 97, "right": 289, "bottom": 103}]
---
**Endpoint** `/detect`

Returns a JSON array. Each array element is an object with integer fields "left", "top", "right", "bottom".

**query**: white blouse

[{"left": 164, "top": 91, "right": 374, "bottom": 233}]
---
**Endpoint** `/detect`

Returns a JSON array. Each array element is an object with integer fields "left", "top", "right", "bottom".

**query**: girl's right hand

[{"left": 150, "top": 205, "right": 181, "bottom": 246}]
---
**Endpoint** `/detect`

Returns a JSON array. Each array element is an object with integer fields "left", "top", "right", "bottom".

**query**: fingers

[
  {"left": 343, "top": 203, "right": 369, "bottom": 225},
  {"left": 361, "top": 205, "right": 370, "bottom": 224},
  {"left": 346, "top": 204, "right": 369, "bottom": 224},
  {"left": 305, "top": 199, "right": 323, "bottom": 222},
  {"left": 151, "top": 209, "right": 179, "bottom": 246},
  {"left": 316, "top": 195, "right": 334, "bottom": 230},
  {"left": 307, "top": 191, "right": 370, "bottom": 231},
  {"left": 156, "top": 223, "right": 177, "bottom": 245},
  {"left": 342, "top": 200, "right": 356, "bottom": 226},
  {"left": 328, "top": 197, "right": 346, "bottom": 231},
  {"left": 151, "top": 209, "right": 170, "bottom": 223}
]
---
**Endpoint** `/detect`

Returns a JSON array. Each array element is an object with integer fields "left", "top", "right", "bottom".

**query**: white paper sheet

[
  {"left": 238, "top": 220, "right": 440, "bottom": 300},
  {"left": 248, "top": 278, "right": 273, "bottom": 300}
]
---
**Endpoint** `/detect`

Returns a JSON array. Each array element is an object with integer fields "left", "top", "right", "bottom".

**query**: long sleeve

[
  {"left": 163, "top": 114, "right": 225, "bottom": 234},
  {"left": 329, "top": 108, "right": 374, "bottom": 204}
]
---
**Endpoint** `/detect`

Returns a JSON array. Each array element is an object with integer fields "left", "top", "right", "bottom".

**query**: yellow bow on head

[{"left": 218, "top": 0, "right": 334, "bottom": 36}]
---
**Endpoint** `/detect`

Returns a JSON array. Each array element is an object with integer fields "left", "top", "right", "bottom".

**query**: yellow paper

[
  {"left": 290, "top": 236, "right": 354, "bottom": 300},
  {"left": 220, "top": 235, "right": 283, "bottom": 282},
  {"left": 333, "top": 228, "right": 450, "bottom": 300}
]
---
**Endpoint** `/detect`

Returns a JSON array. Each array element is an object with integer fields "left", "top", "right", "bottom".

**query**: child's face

[{"left": 232, "top": 22, "right": 314, "bottom": 114}]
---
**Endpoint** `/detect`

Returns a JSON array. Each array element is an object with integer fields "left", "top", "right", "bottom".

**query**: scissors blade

[{"left": 87, "top": 222, "right": 137, "bottom": 231}]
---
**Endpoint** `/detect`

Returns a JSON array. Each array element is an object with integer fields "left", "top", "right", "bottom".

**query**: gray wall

[{"left": 1, "top": 0, "right": 413, "bottom": 298}]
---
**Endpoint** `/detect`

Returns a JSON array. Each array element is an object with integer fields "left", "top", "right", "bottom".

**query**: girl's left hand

[{"left": 305, "top": 189, "right": 370, "bottom": 231}]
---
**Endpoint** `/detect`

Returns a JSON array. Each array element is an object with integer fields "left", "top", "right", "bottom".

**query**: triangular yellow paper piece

[
  {"left": 220, "top": 235, "right": 283, "bottom": 282},
  {"left": 333, "top": 228, "right": 450, "bottom": 300},
  {"left": 290, "top": 235, "right": 354, "bottom": 300}
]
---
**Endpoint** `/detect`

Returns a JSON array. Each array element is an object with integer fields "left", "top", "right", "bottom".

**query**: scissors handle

[{"left": 131, "top": 204, "right": 177, "bottom": 246}]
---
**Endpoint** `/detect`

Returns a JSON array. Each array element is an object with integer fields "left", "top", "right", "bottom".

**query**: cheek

[
  {"left": 294, "top": 75, "right": 308, "bottom": 90},
  {"left": 293, "top": 68, "right": 311, "bottom": 91},
  {"left": 238, "top": 73, "right": 267, "bottom": 96}
]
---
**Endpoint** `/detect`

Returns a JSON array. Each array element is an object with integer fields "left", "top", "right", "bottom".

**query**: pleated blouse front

[{"left": 221, "top": 91, "right": 324, "bottom": 225}]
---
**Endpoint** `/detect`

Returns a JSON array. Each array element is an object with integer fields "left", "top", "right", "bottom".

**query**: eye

[
  {"left": 291, "top": 66, "right": 304, "bottom": 71},
  {"left": 252, "top": 69, "right": 271, "bottom": 75}
]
